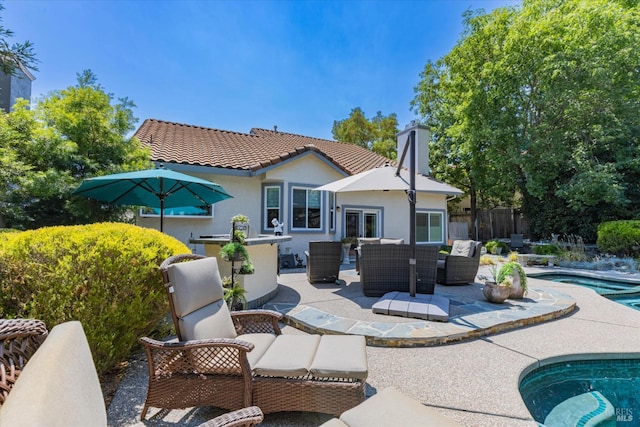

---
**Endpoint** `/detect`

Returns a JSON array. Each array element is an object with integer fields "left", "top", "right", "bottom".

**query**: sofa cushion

[
  {"left": 253, "top": 334, "right": 321, "bottom": 377},
  {"left": 310, "top": 335, "right": 368, "bottom": 380},
  {"left": 380, "top": 238, "right": 404, "bottom": 245},
  {"left": 237, "top": 333, "right": 277, "bottom": 369},
  {"left": 338, "top": 387, "right": 461, "bottom": 427},
  {"left": 180, "top": 299, "right": 237, "bottom": 340},
  {"left": 167, "top": 257, "right": 224, "bottom": 317},
  {"left": 0, "top": 321, "right": 107, "bottom": 427},
  {"left": 450, "top": 240, "right": 474, "bottom": 257},
  {"left": 357, "top": 237, "right": 380, "bottom": 246}
]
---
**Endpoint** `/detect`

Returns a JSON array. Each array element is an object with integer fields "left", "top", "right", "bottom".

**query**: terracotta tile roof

[{"left": 134, "top": 119, "right": 393, "bottom": 175}]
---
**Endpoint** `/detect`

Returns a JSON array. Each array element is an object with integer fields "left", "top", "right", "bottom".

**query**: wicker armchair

[
  {"left": 140, "top": 254, "right": 282, "bottom": 419},
  {"left": 141, "top": 254, "right": 367, "bottom": 419},
  {"left": 0, "top": 318, "right": 48, "bottom": 405},
  {"left": 305, "top": 241, "right": 342, "bottom": 283},
  {"left": 436, "top": 240, "right": 483, "bottom": 285},
  {"left": 197, "top": 406, "right": 264, "bottom": 427},
  {"left": 359, "top": 245, "right": 438, "bottom": 297}
]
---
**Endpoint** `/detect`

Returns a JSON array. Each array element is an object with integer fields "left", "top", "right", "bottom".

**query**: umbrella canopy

[
  {"left": 73, "top": 167, "right": 233, "bottom": 231},
  {"left": 314, "top": 164, "right": 463, "bottom": 195}
]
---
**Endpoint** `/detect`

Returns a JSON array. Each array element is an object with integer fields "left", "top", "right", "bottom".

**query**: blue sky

[{"left": 5, "top": 0, "right": 519, "bottom": 140}]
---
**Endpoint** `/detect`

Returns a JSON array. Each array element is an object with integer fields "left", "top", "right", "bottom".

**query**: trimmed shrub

[
  {"left": 597, "top": 220, "right": 640, "bottom": 257},
  {"left": 0, "top": 223, "right": 189, "bottom": 374}
]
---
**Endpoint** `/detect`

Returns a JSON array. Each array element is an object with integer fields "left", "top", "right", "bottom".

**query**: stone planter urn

[
  {"left": 509, "top": 274, "right": 525, "bottom": 299},
  {"left": 482, "top": 282, "right": 511, "bottom": 303},
  {"left": 341, "top": 244, "right": 352, "bottom": 265}
]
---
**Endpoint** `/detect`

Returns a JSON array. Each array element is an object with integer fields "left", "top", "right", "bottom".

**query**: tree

[
  {"left": 332, "top": 108, "right": 399, "bottom": 159},
  {"left": 412, "top": 0, "right": 640, "bottom": 241},
  {"left": 0, "top": 5, "right": 38, "bottom": 75},
  {"left": 0, "top": 70, "right": 150, "bottom": 229}
]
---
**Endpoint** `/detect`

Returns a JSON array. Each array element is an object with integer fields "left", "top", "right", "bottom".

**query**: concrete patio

[{"left": 107, "top": 263, "right": 640, "bottom": 427}]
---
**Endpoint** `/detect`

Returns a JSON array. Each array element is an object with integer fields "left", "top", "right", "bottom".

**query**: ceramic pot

[
  {"left": 483, "top": 282, "right": 510, "bottom": 303},
  {"left": 509, "top": 274, "right": 525, "bottom": 299}
]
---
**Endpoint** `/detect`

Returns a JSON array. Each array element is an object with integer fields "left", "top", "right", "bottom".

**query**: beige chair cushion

[
  {"left": 450, "top": 240, "right": 473, "bottom": 257},
  {"left": 338, "top": 387, "right": 462, "bottom": 427},
  {"left": 0, "top": 322, "right": 108, "bottom": 427},
  {"left": 167, "top": 257, "right": 224, "bottom": 317},
  {"left": 180, "top": 299, "right": 237, "bottom": 340},
  {"left": 357, "top": 237, "right": 380, "bottom": 246},
  {"left": 236, "top": 333, "right": 277, "bottom": 369},
  {"left": 380, "top": 238, "right": 404, "bottom": 245},
  {"left": 310, "top": 335, "right": 368, "bottom": 380},
  {"left": 253, "top": 335, "right": 320, "bottom": 377}
]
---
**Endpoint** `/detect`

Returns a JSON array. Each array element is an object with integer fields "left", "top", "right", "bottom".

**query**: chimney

[
  {"left": 396, "top": 123, "right": 430, "bottom": 175},
  {"left": 274, "top": 125, "right": 278, "bottom": 133}
]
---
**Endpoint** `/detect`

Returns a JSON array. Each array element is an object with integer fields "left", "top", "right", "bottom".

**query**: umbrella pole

[
  {"left": 409, "top": 130, "right": 417, "bottom": 297},
  {"left": 160, "top": 178, "right": 164, "bottom": 232}
]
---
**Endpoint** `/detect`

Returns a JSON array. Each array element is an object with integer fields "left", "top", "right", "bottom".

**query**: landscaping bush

[
  {"left": 597, "top": 220, "right": 640, "bottom": 258},
  {"left": 0, "top": 223, "right": 190, "bottom": 374}
]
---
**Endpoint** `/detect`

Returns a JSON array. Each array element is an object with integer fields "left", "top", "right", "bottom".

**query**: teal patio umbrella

[{"left": 73, "top": 167, "right": 233, "bottom": 231}]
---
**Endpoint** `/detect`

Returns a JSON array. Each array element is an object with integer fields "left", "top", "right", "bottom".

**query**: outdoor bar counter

[{"left": 189, "top": 235, "right": 292, "bottom": 307}]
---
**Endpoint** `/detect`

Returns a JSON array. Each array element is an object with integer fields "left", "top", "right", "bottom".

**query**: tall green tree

[
  {"left": 0, "top": 4, "right": 38, "bottom": 75},
  {"left": 412, "top": 0, "right": 640, "bottom": 241},
  {"left": 332, "top": 107, "right": 399, "bottom": 159},
  {"left": 0, "top": 70, "right": 150, "bottom": 229}
]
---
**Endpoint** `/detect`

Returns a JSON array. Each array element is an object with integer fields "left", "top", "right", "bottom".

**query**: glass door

[{"left": 345, "top": 209, "right": 380, "bottom": 238}]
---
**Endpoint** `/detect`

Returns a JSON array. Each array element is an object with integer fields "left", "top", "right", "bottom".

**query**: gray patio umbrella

[
  {"left": 316, "top": 133, "right": 462, "bottom": 297},
  {"left": 73, "top": 166, "right": 233, "bottom": 231}
]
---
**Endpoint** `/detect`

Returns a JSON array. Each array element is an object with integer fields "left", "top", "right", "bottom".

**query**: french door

[{"left": 345, "top": 209, "right": 380, "bottom": 238}]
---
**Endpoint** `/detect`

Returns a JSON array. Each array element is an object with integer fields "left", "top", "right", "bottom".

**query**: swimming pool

[
  {"left": 529, "top": 272, "right": 640, "bottom": 312},
  {"left": 519, "top": 356, "right": 640, "bottom": 426}
]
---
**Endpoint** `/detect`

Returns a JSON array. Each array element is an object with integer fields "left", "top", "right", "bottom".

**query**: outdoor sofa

[
  {"left": 354, "top": 237, "right": 404, "bottom": 273},
  {"left": 436, "top": 240, "right": 483, "bottom": 285},
  {"left": 359, "top": 244, "right": 439, "bottom": 297},
  {"left": 140, "top": 254, "right": 368, "bottom": 418}
]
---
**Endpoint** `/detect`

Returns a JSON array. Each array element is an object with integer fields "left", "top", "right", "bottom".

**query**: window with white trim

[
  {"left": 292, "top": 187, "right": 322, "bottom": 230},
  {"left": 416, "top": 211, "right": 444, "bottom": 243},
  {"left": 264, "top": 185, "right": 282, "bottom": 230},
  {"left": 329, "top": 192, "right": 336, "bottom": 231}
]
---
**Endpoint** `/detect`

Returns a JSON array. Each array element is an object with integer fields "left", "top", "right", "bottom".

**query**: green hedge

[
  {"left": 0, "top": 223, "right": 190, "bottom": 374},
  {"left": 597, "top": 220, "right": 640, "bottom": 257}
]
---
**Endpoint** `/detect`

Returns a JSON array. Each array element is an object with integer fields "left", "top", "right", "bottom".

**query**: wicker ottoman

[{"left": 252, "top": 335, "right": 368, "bottom": 416}]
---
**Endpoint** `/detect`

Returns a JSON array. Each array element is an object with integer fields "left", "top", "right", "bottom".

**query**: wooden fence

[{"left": 449, "top": 208, "right": 530, "bottom": 242}]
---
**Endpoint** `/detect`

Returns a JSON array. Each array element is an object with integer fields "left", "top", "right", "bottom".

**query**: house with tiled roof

[{"left": 133, "top": 119, "right": 460, "bottom": 258}]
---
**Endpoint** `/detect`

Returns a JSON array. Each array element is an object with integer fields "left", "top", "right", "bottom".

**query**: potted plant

[
  {"left": 497, "top": 261, "right": 528, "bottom": 298},
  {"left": 223, "top": 284, "right": 247, "bottom": 311},
  {"left": 231, "top": 213, "right": 250, "bottom": 234},
  {"left": 238, "top": 262, "right": 255, "bottom": 275},
  {"left": 479, "top": 264, "right": 511, "bottom": 303},
  {"left": 340, "top": 237, "right": 356, "bottom": 265},
  {"left": 219, "top": 241, "right": 249, "bottom": 262}
]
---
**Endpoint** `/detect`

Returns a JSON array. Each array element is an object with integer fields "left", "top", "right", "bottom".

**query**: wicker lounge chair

[
  {"left": 359, "top": 244, "right": 438, "bottom": 297},
  {"left": 305, "top": 241, "right": 342, "bottom": 283},
  {"left": 0, "top": 318, "right": 48, "bottom": 405},
  {"left": 140, "top": 254, "right": 367, "bottom": 419},
  {"left": 436, "top": 240, "right": 483, "bottom": 285}
]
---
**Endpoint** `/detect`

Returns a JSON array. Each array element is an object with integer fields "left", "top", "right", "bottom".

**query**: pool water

[
  {"left": 529, "top": 273, "right": 640, "bottom": 312},
  {"left": 519, "top": 358, "right": 640, "bottom": 426}
]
